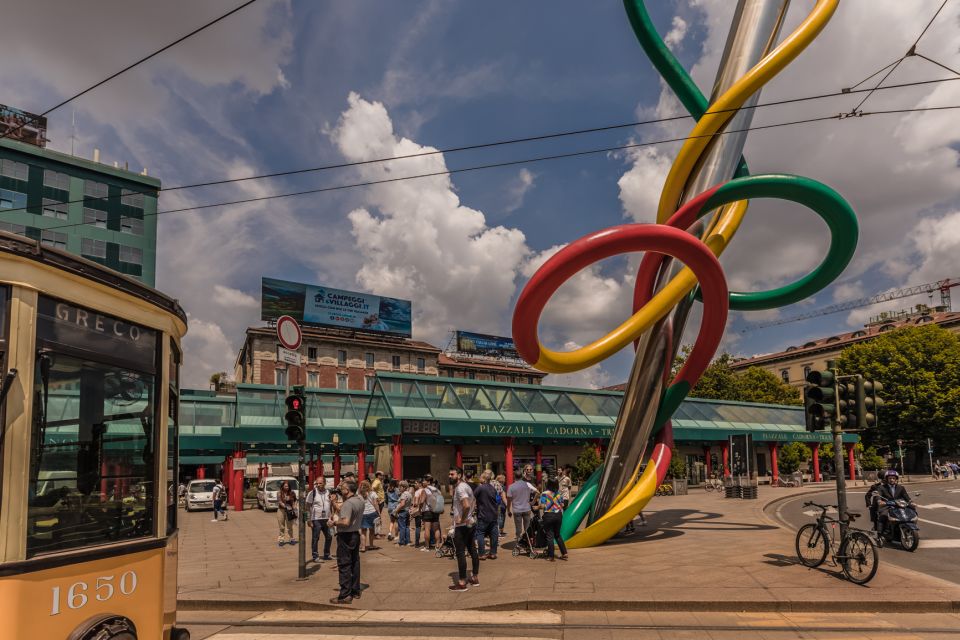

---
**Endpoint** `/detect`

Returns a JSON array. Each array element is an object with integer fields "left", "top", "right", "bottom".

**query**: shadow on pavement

[{"left": 762, "top": 552, "right": 866, "bottom": 585}]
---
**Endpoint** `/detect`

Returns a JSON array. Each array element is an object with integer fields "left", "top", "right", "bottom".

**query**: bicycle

[
  {"left": 773, "top": 476, "right": 798, "bottom": 488},
  {"left": 703, "top": 474, "right": 724, "bottom": 493},
  {"left": 655, "top": 483, "right": 674, "bottom": 497},
  {"left": 795, "top": 501, "right": 879, "bottom": 584}
]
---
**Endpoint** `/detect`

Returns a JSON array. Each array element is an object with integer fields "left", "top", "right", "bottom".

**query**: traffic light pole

[
  {"left": 831, "top": 416, "right": 849, "bottom": 534},
  {"left": 297, "top": 438, "right": 307, "bottom": 580}
]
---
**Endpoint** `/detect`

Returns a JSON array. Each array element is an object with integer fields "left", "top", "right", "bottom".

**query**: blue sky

[{"left": 3, "top": 0, "right": 959, "bottom": 387}]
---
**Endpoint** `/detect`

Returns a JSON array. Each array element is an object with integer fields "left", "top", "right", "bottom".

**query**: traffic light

[
  {"left": 284, "top": 385, "right": 306, "bottom": 441},
  {"left": 855, "top": 378, "right": 883, "bottom": 429},
  {"left": 804, "top": 369, "right": 835, "bottom": 432},
  {"left": 837, "top": 377, "right": 858, "bottom": 430}
]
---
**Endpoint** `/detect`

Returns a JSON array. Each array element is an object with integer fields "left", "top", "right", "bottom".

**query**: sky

[{"left": 2, "top": 0, "right": 959, "bottom": 389}]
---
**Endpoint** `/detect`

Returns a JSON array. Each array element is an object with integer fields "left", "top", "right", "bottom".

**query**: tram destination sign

[{"left": 262, "top": 277, "right": 412, "bottom": 337}]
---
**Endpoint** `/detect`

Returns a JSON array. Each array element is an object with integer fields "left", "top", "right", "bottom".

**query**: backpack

[{"left": 426, "top": 488, "right": 443, "bottom": 514}]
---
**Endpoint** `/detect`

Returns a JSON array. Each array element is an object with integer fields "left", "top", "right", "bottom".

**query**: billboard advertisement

[
  {"left": 261, "top": 277, "right": 412, "bottom": 337},
  {"left": 455, "top": 331, "right": 518, "bottom": 358}
]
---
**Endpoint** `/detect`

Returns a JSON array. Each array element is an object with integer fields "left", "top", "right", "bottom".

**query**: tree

[
  {"left": 668, "top": 448, "right": 687, "bottom": 479},
  {"left": 836, "top": 324, "right": 960, "bottom": 454},
  {"left": 209, "top": 371, "right": 230, "bottom": 391},
  {"left": 778, "top": 442, "right": 811, "bottom": 474},
  {"left": 574, "top": 443, "right": 602, "bottom": 484},
  {"left": 675, "top": 350, "right": 802, "bottom": 406},
  {"left": 860, "top": 446, "right": 886, "bottom": 471}
]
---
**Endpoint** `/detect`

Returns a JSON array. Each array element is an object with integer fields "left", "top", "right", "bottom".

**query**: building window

[
  {"left": 43, "top": 170, "right": 70, "bottom": 191},
  {"left": 41, "top": 198, "right": 69, "bottom": 220},
  {"left": 0, "top": 188, "right": 27, "bottom": 210},
  {"left": 40, "top": 230, "right": 67, "bottom": 250},
  {"left": 391, "top": 355, "right": 401, "bottom": 371},
  {"left": 307, "top": 371, "right": 319, "bottom": 387},
  {"left": 336, "top": 373, "right": 348, "bottom": 390},
  {"left": 0, "top": 221, "right": 26, "bottom": 236},
  {"left": 84, "top": 180, "right": 108, "bottom": 200},
  {"left": 275, "top": 368, "right": 287, "bottom": 387},
  {"left": 365, "top": 376, "right": 375, "bottom": 391},
  {"left": 802, "top": 366, "right": 811, "bottom": 380},
  {"left": 780, "top": 369, "right": 789, "bottom": 383},
  {"left": 120, "top": 216, "right": 144, "bottom": 235},
  {"left": 365, "top": 352, "right": 375, "bottom": 368},
  {"left": 0, "top": 159, "right": 28, "bottom": 181},
  {"left": 468, "top": 371, "right": 476, "bottom": 380},
  {"left": 417, "top": 357, "right": 425, "bottom": 372},
  {"left": 119, "top": 245, "right": 142, "bottom": 265},
  {"left": 81, "top": 238, "right": 107, "bottom": 259},
  {"left": 120, "top": 189, "right": 145, "bottom": 208},
  {"left": 307, "top": 347, "right": 318, "bottom": 361},
  {"left": 337, "top": 350, "right": 347, "bottom": 366},
  {"left": 83, "top": 207, "right": 107, "bottom": 229}
]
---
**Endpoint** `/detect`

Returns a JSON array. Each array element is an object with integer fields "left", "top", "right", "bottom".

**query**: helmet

[{"left": 884, "top": 469, "right": 899, "bottom": 480}]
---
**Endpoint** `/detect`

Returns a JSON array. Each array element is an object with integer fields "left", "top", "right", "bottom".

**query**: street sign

[
  {"left": 278, "top": 347, "right": 301, "bottom": 366},
  {"left": 276, "top": 315, "right": 302, "bottom": 350},
  {"left": 233, "top": 458, "right": 248, "bottom": 471}
]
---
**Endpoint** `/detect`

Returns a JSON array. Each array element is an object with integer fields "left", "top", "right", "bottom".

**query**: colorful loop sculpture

[{"left": 512, "top": 0, "right": 858, "bottom": 548}]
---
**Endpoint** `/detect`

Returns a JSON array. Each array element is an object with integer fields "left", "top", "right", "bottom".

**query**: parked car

[
  {"left": 185, "top": 479, "right": 217, "bottom": 512},
  {"left": 257, "top": 476, "right": 299, "bottom": 511}
]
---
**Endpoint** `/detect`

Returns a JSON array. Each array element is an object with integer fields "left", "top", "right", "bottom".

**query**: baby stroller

[
  {"left": 435, "top": 526, "right": 456, "bottom": 558},
  {"left": 512, "top": 512, "right": 548, "bottom": 558}
]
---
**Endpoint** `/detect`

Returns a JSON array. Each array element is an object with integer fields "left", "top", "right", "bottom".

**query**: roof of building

[
  {"left": 731, "top": 310, "right": 960, "bottom": 369},
  {"left": 243, "top": 325, "right": 441, "bottom": 353},
  {"left": 1, "top": 138, "right": 161, "bottom": 188},
  {"left": 438, "top": 353, "right": 545, "bottom": 376}
]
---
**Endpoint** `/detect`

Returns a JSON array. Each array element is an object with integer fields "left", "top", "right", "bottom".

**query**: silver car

[
  {"left": 185, "top": 479, "right": 217, "bottom": 512},
  {"left": 257, "top": 476, "right": 299, "bottom": 511}
]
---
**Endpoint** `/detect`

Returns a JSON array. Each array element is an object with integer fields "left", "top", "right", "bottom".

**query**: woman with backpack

[
  {"left": 276, "top": 481, "right": 298, "bottom": 547},
  {"left": 359, "top": 480, "right": 379, "bottom": 552},
  {"left": 385, "top": 479, "right": 400, "bottom": 541},
  {"left": 538, "top": 478, "right": 568, "bottom": 562}
]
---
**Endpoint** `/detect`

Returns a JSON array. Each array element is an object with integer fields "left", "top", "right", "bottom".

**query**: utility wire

[
  {"left": 20, "top": 103, "right": 960, "bottom": 235},
  {"left": 851, "top": 0, "right": 950, "bottom": 112},
  {"left": 2, "top": 75, "right": 957, "bottom": 217},
  {"left": 0, "top": 0, "right": 259, "bottom": 142}
]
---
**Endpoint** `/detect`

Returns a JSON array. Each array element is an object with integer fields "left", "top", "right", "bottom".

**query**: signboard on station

[
  {"left": 262, "top": 277, "right": 412, "bottom": 337},
  {"left": 455, "top": 330, "right": 518, "bottom": 358}
]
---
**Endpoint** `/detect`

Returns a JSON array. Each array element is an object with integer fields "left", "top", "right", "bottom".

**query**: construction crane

[{"left": 744, "top": 277, "right": 960, "bottom": 331}]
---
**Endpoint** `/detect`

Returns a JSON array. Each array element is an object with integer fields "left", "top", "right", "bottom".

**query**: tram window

[
  {"left": 27, "top": 353, "right": 156, "bottom": 557},
  {"left": 167, "top": 339, "right": 181, "bottom": 536}
]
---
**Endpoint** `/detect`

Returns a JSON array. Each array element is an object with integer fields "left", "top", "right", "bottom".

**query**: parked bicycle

[
  {"left": 703, "top": 473, "right": 725, "bottom": 493},
  {"left": 795, "top": 501, "right": 879, "bottom": 584},
  {"left": 655, "top": 483, "right": 674, "bottom": 497},
  {"left": 773, "top": 476, "right": 798, "bottom": 488}
]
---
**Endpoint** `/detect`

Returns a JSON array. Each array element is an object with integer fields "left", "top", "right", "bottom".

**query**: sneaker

[
  {"left": 289, "top": 539, "right": 298, "bottom": 545},
  {"left": 322, "top": 555, "right": 333, "bottom": 561},
  {"left": 329, "top": 596, "right": 353, "bottom": 605},
  {"left": 278, "top": 541, "right": 284, "bottom": 547},
  {"left": 312, "top": 555, "right": 321, "bottom": 563},
  {"left": 448, "top": 582, "right": 469, "bottom": 591},
  {"left": 211, "top": 519, "right": 218, "bottom": 522},
  {"left": 387, "top": 534, "right": 394, "bottom": 541},
  {"left": 468, "top": 575, "right": 479, "bottom": 586},
  {"left": 420, "top": 547, "right": 430, "bottom": 552}
]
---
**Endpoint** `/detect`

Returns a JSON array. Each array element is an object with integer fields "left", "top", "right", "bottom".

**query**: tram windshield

[{"left": 27, "top": 296, "right": 159, "bottom": 557}]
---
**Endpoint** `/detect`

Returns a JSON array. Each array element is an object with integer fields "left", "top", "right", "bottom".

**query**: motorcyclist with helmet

[{"left": 868, "top": 470, "right": 914, "bottom": 537}]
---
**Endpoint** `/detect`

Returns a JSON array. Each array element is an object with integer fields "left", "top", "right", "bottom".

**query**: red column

[
  {"left": 454, "top": 444, "right": 463, "bottom": 469},
  {"left": 703, "top": 446, "right": 712, "bottom": 477},
  {"left": 333, "top": 448, "right": 341, "bottom": 485},
  {"left": 231, "top": 449, "right": 245, "bottom": 512},
  {"left": 769, "top": 443, "right": 779, "bottom": 484},
  {"left": 846, "top": 443, "right": 856, "bottom": 481},
  {"left": 534, "top": 444, "right": 543, "bottom": 484},
  {"left": 197, "top": 465, "right": 206, "bottom": 479},
  {"left": 593, "top": 438, "right": 603, "bottom": 459},
  {"left": 812, "top": 444, "right": 821, "bottom": 483},
  {"left": 357, "top": 445, "right": 366, "bottom": 480},
  {"left": 392, "top": 435, "right": 403, "bottom": 480},
  {"left": 504, "top": 437, "right": 515, "bottom": 486},
  {"left": 721, "top": 442, "right": 730, "bottom": 477}
]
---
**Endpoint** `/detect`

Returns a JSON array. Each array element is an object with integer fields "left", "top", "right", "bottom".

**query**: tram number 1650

[{"left": 50, "top": 571, "right": 138, "bottom": 615}]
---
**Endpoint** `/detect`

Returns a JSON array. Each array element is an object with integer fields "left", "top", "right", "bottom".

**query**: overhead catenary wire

[
  {"left": 1, "top": 75, "right": 958, "bottom": 217},
  {"left": 19, "top": 102, "right": 960, "bottom": 235},
  {"left": 0, "top": 0, "right": 259, "bottom": 143}
]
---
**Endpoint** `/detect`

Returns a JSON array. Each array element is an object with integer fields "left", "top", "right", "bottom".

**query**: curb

[{"left": 178, "top": 597, "right": 960, "bottom": 614}]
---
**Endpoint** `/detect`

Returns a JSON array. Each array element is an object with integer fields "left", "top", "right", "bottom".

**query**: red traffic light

[{"left": 291, "top": 398, "right": 302, "bottom": 410}]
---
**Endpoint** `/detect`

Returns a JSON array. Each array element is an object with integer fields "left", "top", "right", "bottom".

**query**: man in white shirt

[
  {"left": 306, "top": 479, "right": 333, "bottom": 562},
  {"left": 506, "top": 464, "right": 536, "bottom": 539},
  {"left": 211, "top": 480, "right": 227, "bottom": 522},
  {"left": 448, "top": 466, "right": 479, "bottom": 591}
]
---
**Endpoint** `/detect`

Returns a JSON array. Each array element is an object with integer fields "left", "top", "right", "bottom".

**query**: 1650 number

[{"left": 50, "top": 571, "right": 138, "bottom": 615}]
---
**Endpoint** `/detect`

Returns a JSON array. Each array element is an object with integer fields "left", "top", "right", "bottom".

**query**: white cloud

[
  {"left": 832, "top": 281, "right": 863, "bottom": 303},
  {"left": 213, "top": 285, "right": 259, "bottom": 309},
  {"left": 505, "top": 168, "right": 537, "bottom": 213},
  {"left": 664, "top": 16, "right": 689, "bottom": 51},
  {"left": 181, "top": 316, "right": 236, "bottom": 381},
  {"left": 618, "top": 146, "right": 672, "bottom": 223}
]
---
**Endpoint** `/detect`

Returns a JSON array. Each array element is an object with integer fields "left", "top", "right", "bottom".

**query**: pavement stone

[{"left": 177, "top": 484, "right": 960, "bottom": 612}]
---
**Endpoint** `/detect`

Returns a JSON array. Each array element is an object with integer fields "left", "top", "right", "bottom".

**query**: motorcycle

[{"left": 876, "top": 497, "right": 920, "bottom": 552}]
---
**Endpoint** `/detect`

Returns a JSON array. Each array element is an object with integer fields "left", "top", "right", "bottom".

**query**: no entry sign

[{"left": 276, "top": 315, "right": 302, "bottom": 350}]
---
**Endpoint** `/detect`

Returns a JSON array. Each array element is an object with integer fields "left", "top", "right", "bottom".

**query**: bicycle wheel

[
  {"left": 704, "top": 483, "right": 714, "bottom": 492},
  {"left": 840, "top": 531, "right": 879, "bottom": 584},
  {"left": 795, "top": 524, "right": 829, "bottom": 567}
]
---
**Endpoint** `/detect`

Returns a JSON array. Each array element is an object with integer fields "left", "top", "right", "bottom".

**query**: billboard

[
  {"left": 455, "top": 331, "right": 518, "bottom": 359},
  {"left": 0, "top": 104, "right": 48, "bottom": 147},
  {"left": 261, "top": 277, "right": 412, "bottom": 337}
]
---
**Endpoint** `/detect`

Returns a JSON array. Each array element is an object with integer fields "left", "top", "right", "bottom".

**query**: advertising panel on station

[
  {"left": 261, "top": 277, "right": 412, "bottom": 337},
  {"left": 455, "top": 330, "right": 519, "bottom": 358}
]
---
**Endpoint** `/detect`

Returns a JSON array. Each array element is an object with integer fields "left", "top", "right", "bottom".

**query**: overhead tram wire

[
  {"left": 22, "top": 102, "right": 960, "bottom": 235},
  {"left": 1, "top": 75, "right": 957, "bottom": 219},
  {"left": 0, "top": 0, "right": 259, "bottom": 142}
]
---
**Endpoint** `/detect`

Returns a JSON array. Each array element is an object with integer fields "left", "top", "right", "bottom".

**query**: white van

[
  {"left": 257, "top": 476, "right": 299, "bottom": 511},
  {"left": 185, "top": 479, "right": 218, "bottom": 512}
]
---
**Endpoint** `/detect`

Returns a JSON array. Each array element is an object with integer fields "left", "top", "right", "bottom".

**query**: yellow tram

[{"left": 0, "top": 231, "right": 189, "bottom": 640}]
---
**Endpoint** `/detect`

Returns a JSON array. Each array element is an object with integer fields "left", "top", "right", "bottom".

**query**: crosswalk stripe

[
  {"left": 249, "top": 610, "right": 561, "bottom": 625},
  {"left": 918, "top": 518, "right": 960, "bottom": 532},
  {"left": 914, "top": 539, "right": 960, "bottom": 548}
]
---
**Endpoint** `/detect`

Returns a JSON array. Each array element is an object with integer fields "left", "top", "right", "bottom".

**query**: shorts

[
  {"left": 361, "top": 512, "right": 378, "bottom": 530},
  {"left": 421, "top": 510, "right": 439, "bottom": 523}
]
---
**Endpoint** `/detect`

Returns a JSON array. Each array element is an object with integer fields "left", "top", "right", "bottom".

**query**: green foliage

[
  {"left": 574, "top": 443, "right": 602, "bottom": 484},
  {"left": 675, "top": 350, "right": 803, "bottom": 405},
  {"left": 860, "top": 446, "right": 886, "bottom": 471},
  {"left": 668, "top": 448, "right": 687, "bottom": 479},
  {"left": 836, "top": 324, "right": 960, "bottom": 453},
  {"left": 777, "top": 442, "right": 811, "bottom": 474}
]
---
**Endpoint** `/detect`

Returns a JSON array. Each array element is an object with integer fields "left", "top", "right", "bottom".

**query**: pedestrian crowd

[{"left": 933, "top": 460, "right": 960, "bottom": 480}]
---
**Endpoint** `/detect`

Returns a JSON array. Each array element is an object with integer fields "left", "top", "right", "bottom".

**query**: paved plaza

[{"left": 177, "top": 482, "right": 960, "bottom": 614}]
